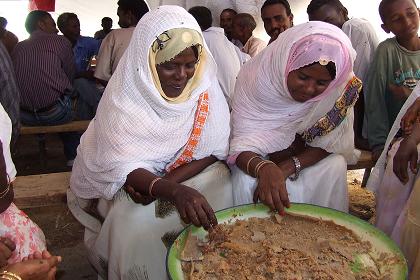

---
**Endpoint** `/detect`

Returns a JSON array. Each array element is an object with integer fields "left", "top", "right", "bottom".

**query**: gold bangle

[
  {"left": 0, "top": 174, "right": 11, "bottom": 199},
  {"left": 0, "top": 271, "right": 22, "bottom": 280},
  {"left": 148, "top": 177, "right": 162, "bottom": 198},
  {"left": 253, "top": 160, "right": 265, "bottom": 177},
  {"left": 255, "top": 160, "right": 276, "bottom": 178},
  {"left": 246, "top": 155, "right": 261, "bottom": 175}
]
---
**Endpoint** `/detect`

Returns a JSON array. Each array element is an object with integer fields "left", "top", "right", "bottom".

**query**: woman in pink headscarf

[{"left": 229, "top": 21, "right": 361, "bottom": 213}]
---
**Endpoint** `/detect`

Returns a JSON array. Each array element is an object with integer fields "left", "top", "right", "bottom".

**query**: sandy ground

[
  {"left": 24, "top": 206, "right": 96, "bottom": 279},
  {"left": 13, "top": 134, "right": 376, "bottom": 279}
]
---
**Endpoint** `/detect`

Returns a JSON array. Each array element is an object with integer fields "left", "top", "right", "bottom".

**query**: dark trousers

[{"left": 20, "top": 95, "right": 80, "bottom": 160}]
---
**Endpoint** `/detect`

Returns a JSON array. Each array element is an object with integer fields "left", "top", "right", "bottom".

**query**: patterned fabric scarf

[
  {"left": 302, "top": 76, "right": 362, "bottom": 142},
  {"left": 166, "top": 91, "right": 209, "bottom": 172}
]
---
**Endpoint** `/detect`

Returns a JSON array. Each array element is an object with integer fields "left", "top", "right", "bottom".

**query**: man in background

[
  {"left": 57, "top": 12, "right": 100, "bottom": 78},
  {"left": 232, "top": 13, "right": 266, "bottom": 57},
  {"left": 94, "top": 0, "right": 149, "bottom": 85},
  {"left": 220, "top": 8, "right": 237, "bottom": 42},
  {"left": 189, "top": 6, "right": 249, "bottom": 106},
  {"left": 0, "top": 17, "right": 18, "bottom": 54},
  {"left": 94, "top": 17, "right": 113, "bottom": 40},
  {"left": 261, "top": 0, "right": 293, "bottom": 44},
  {"left": 12, "top": 11, "right": 78, "bottom": 165}
]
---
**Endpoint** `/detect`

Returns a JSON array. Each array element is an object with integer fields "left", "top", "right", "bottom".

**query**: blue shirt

[{"left": 73, "top": 36, "right": 101, "bottom": 73}]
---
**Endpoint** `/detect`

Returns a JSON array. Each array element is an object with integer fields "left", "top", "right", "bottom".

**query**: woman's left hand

[{"left": 393, "top": 137, "right": 418, "bottom": 184}]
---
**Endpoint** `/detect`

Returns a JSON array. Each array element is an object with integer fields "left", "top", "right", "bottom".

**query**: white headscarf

[
  {"left": 229, "top": 21, "right": 358, "bottom": 163},
  {"left": 70, "top": 6, "right": 230, "bottom": 200}
]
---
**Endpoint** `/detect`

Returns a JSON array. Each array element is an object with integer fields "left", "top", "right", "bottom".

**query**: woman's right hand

[
  {"left": 4, "top": 251, "right": 61, "bottom": 280},
  {"left": 254, "top": 164, "right": 290, "bottom": 215},
  {"left": 171, "top": 184, "right": 217, "bottom": 231}
]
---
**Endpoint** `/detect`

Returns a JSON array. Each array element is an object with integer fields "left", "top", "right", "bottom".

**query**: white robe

[
  {"left": 232, "top": 154, "right": 349, "bottom": 212},
  {"left": 68, "top": 6, "right": 233, "bottom": 280},
  {"left": 203, "top": 27, "right": 249, "bottom": 106},
  {"left": 68, "top": 162, "right": 232, "bottom": 280},
  {"left": 0, "top": 103, "right": 16, "bottom": 180},
  {"left": 342, "top": 18, "right": 380, "bottom": 138}
]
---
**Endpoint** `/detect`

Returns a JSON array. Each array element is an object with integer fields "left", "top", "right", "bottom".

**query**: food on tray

[{"left": 180, "top": 213, "right": 401, "bottom": 280}]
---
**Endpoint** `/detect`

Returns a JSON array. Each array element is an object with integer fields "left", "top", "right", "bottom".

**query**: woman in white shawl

[
  {"left": 68, "top": 6, "right": 231, "bottom": 279},
  {"left": 229, "top": 21, "right": 361, "bottom": 214}
]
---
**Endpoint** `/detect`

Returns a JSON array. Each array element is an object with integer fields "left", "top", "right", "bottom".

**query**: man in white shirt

[
  {"left": 307, "top": 0, "right": 379, "bottom": 149},
  {"left": 189, "top": 6, "right": 250, "bottom": 106},
  {"left": 94, "top": 0, "right": 149, "bottom": 86}
]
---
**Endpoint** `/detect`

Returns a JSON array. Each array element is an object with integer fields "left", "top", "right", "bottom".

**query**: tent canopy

[{"left": 1, "top": 0, "right": 416, "bottom": 42}]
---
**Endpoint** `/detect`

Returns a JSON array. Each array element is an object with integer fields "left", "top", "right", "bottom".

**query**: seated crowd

[{"left": 0, "top": 0, "right": 419, "bottom": 279}]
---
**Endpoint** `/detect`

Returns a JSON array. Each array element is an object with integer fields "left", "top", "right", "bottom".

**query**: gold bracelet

[
  {"left": 246, "top": 155, "right": 261, "bottom": 175},
  {"left": 253, "top": 160, "right": 266, "bottom": 177},
  {"left": 255, "top": 160, "right": 276, "bottom": 178},
  {"left": 148, "top": 177, "right": 162, "bottom": 198},
  {"left": 0, "top": 271, "right": 22, "bottom": 280},
  {"left": 0, "top": 174, "right": 11, "bottom": 199}
]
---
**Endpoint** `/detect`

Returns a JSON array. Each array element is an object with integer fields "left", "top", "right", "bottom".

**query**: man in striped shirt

[{"left": 12, "top": 10, "right": 79, "bottom": 165}]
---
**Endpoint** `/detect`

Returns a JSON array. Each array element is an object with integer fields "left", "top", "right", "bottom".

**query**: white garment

[
  {"left": 342, "top": 18, "right": 379, "bottom": 85},
  {"left": 68, "top": 162, "right": 233, "bottom": 280},
  {"left": 230, "top": 22, "right": 358, "bottom": 163},
  {"left": 94, "top": 27, "right": 135, "bottom": 81},
  {"left": 71, "top": 6, "right": 231, "bottom": 200},
  {"left": 0, "top": 103, "right": 16, "bottom": 181},
  {"left": 342, "top": 18, "right": 379, "bottom": 139},
  {"left": 232, "top": 154, "right": 349, "bottom": 212},
  {"left": 203, "top": 27, "right": 248, "bottom": 106}
]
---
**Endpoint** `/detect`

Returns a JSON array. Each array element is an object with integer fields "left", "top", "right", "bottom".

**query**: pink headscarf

[
  {"left": 285, "top": 34, "right": 353, "bottom": 102},
  {"left": 229, "top": 21, "right": 357, "bottom": 162}
]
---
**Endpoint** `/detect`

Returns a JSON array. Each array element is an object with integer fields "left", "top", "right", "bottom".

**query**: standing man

[
  {"left": 189, "top": 6, "right": 249, "bottom": 106},
  {"left": 307, "top": 0, "right": 379, "bottom": 149},
  {"left": 261, "top": 0, "right": 294, "bottom": 44},
  {"left": 94, "top": 0, "right": 149, "bottom": 85},
  {"left": 232, "top": 13, "right": 266, "bottom": 57},
  {"left": 94, "top": 17, "right": 113, "bottom": 40}
]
